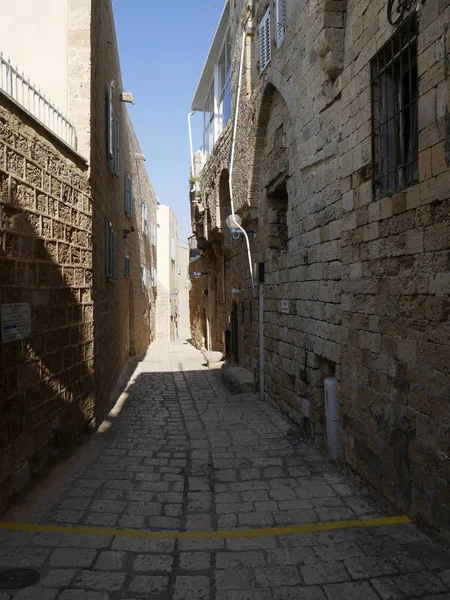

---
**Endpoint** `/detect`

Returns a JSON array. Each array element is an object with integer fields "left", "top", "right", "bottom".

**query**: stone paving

[{"left": 0, "top": 341, "right": 449, "bottom": 599}]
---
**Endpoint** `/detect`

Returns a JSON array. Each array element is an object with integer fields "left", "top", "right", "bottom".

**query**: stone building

[
  {"left": 189, "top": 0, "right": 450, "bottom": 537},
  {"left": 0, "top": 0, "right": 157, "bottom": 512},
  {"left": 177, "top": 240, "right": 192, "bottom": 341},
  {"left": 156, "top": 204, "right": 179, "bottom": 341}
]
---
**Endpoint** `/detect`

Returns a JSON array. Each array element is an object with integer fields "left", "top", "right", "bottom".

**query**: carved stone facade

[
  {"left": 0, "top": 0, "right": 157, "bottom": 512},
  {"left": 190, "top": 0, "right": 450, "bottom": 537}
]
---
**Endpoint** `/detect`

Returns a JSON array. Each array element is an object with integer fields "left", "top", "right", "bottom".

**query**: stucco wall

[{"left": 0, "top": 0, "right": 69, "bottom": 113}]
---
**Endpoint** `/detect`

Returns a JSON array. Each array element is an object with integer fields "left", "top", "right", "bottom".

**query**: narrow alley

[{"left": 1, "top": 341, "right": 449, "bottom": 600}]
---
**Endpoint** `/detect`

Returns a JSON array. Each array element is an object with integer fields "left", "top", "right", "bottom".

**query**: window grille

[
  {"left": 124, "top": 173, "right": 134, "bottom": 218},
  {"left": 371, "top": 16, "right": 419, "bottom": 199},
  {"left": 105, "top": 221, "right": 117, "bottom": 280},
  {"left": 259, "top": 8, "right": 271, "bottom": 73},
  {"left": 276, "top": 0, "right": 287, "bottom": 46}
]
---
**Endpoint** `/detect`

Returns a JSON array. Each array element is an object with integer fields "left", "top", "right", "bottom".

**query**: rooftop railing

[{"left": 0, "top": 53, "right": 77, "bottom": 150}]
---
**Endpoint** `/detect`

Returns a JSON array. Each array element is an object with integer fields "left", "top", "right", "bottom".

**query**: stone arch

[{"left": 249, "top": 83, "right": 292, "bottom": 250}]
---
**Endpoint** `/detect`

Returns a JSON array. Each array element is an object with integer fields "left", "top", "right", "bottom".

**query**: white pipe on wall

[
  {"left": 188, "top": 111, "right": 195, "bottom": 186},
  {"left": 229, "top": 20, "right": 255, "bottom": 298}
]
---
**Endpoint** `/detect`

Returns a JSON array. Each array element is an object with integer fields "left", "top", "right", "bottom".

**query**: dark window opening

[
  {"left": 267, "top": 179, "right": 289, "bottom": 250},
  {"left": 371, "top": 16, "right": 419, "bottom": 199}
]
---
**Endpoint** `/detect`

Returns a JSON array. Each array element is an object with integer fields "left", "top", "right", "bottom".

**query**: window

[
  {"left": 124, "top": 173, "right": 134, "bottom": 218},
  {"left": 107, "top": 82, "right": 119, "bottom": 176},
  {"left": 276, "top": 0, "right": 287, "bottom": 47},
  {"left": 259, "top": 8, "right": 271, "bottom": 73},
  {"left": 105, "top": 221, "right": 117, "bottom": 280},
  {"left": 152, "top": 267, "right": 157, "bottom": 287},
  {"left": 142, "top": 202, "right": 149, "bottom": 235},
  {"left": 124, "top": 255, "right": 131, "bottom": 278},
  {"left": 217, "top": 30, "right": 232, "bottom": 130},
  {"left": 140, "top": 265, "right": 147, "bottom": 292},
  {"left": 204, "top": 82, "right": 215, "bottom": 154},
  {"left": 151, "top": 224, "right": 156, "bottom": 246},
  {"left": 371, "top": 17, "right": 419, "bottom": 199},
  {"left": 202, "top": 29, "right": 233, "bottom": 155}
]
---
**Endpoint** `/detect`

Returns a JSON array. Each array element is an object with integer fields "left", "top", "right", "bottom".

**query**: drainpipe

[
  {"left": 188, "top": 111, "right": 195, "bottom": 189},
  {"left": 229, "top": 17, "right": 255, "bottom": 298},
  {"left": 259, "top": 269, "right": 264, "bottom": 400}
]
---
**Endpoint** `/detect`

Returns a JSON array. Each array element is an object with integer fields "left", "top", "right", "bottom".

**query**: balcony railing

[{"left": 0, "top": 53, "right": 77, "bottom": 150}]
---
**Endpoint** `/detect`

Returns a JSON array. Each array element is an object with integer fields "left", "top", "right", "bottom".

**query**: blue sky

[{"left": 113, "top": 0, "right": 222, "bottom": 242}]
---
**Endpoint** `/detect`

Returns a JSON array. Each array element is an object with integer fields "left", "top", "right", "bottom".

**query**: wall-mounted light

[
  {"left": 123, "top": 226, "right": 135, "bottom": 239},
  {"left": 121, "top": 92, "right": 135, "bottom": 104}
]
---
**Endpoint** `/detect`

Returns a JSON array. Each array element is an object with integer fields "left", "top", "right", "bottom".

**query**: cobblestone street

[{"left": 1, "top": 341, "right": 449, "bottom": 599}]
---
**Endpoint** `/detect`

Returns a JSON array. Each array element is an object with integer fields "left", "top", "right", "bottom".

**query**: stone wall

[
  {"left": 0, "top": 96, "right": 93, "bottom": 512},
  {"left": 190, "top": 0, "right": 450, "bottom": 536},
  {"left": 90, "top": 0, "right": 157, "bottom": 420}
]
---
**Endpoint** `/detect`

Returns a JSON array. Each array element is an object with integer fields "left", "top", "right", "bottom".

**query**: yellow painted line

[{"left": 0, "top": 515, "right": 410, "bottom": 540}]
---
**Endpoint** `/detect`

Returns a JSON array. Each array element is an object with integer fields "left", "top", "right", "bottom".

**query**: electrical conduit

[{"left": 229, "top": 20, "right": 255, "bottom": 297}]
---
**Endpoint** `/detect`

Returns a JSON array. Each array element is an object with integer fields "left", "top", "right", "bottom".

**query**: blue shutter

[
  {"left": 130, "top": 177, "right": 134, "bottom": 218},
  {"left": 107, "top": 84, "right": 113, "bottom": 160},
  {"left": 112, "top": 231, "right": 117, "bottom": 279},
  {"left": 105, "top": 220, "right": 110, "bottom": 278},
  {"left": 113, "top": 116, "right": 120, "bottom": 176},
  {"left": 125, "top": 173, "right": 132, "bottom": 216}
]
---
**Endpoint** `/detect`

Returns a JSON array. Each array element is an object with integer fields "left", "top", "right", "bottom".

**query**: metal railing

[{"left": 0, "top": 53, "right": 77, "bottom": 150}]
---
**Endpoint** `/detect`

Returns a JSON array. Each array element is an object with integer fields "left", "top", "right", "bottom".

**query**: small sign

[
  {"left": 281, "top": 300, "right": 290, "bottom": 314},
  {"left": 1, "top": 303, "right": 31, "bottom": 343}
]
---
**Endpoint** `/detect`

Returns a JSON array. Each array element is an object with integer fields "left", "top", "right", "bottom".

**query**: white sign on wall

[
  {"left": 281, "top": 299, "right": 290, "bottom": 314},
  {"left": 1, "top": 303, "right": 31, "bottom": 343}
]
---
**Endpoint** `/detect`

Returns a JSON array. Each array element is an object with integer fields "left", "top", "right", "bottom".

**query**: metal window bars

[
  {"left": 0, "top": 53, "right": 77, "bottom": 150},
  {"left": 371, "top": 16, "right": 419, "bottom": 199}
]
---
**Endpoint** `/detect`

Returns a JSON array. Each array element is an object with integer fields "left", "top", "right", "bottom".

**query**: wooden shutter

[
  {"left": 125, "top": 173, "right": 131, "bottom": 216},
  {"left": 107, "top": 83, "right": 113, "bottom": 160},
  {"left": 112, "top": 231, "right": 117, "bottom": 280},
  {"left": 276, "top": 0, "right": 287, "bottom": 46},
  {"left": 112, "top": 116, "right": 120, "bottom": 176},
  {"left": 259, "top": 9, "right": 271, "bottom": 73}
]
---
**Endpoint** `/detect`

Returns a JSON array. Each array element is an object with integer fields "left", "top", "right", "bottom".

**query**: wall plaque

[
  {"left": 281, "top": 300, "right": 290, "bottom": 314},
  {"left": 1, "top": 303, "right": 31, "bottom": 343}
]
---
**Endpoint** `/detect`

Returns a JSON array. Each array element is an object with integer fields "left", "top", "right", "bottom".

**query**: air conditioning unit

[{"left": 324, "top": 378, "right": 339, "bottom": 460}]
